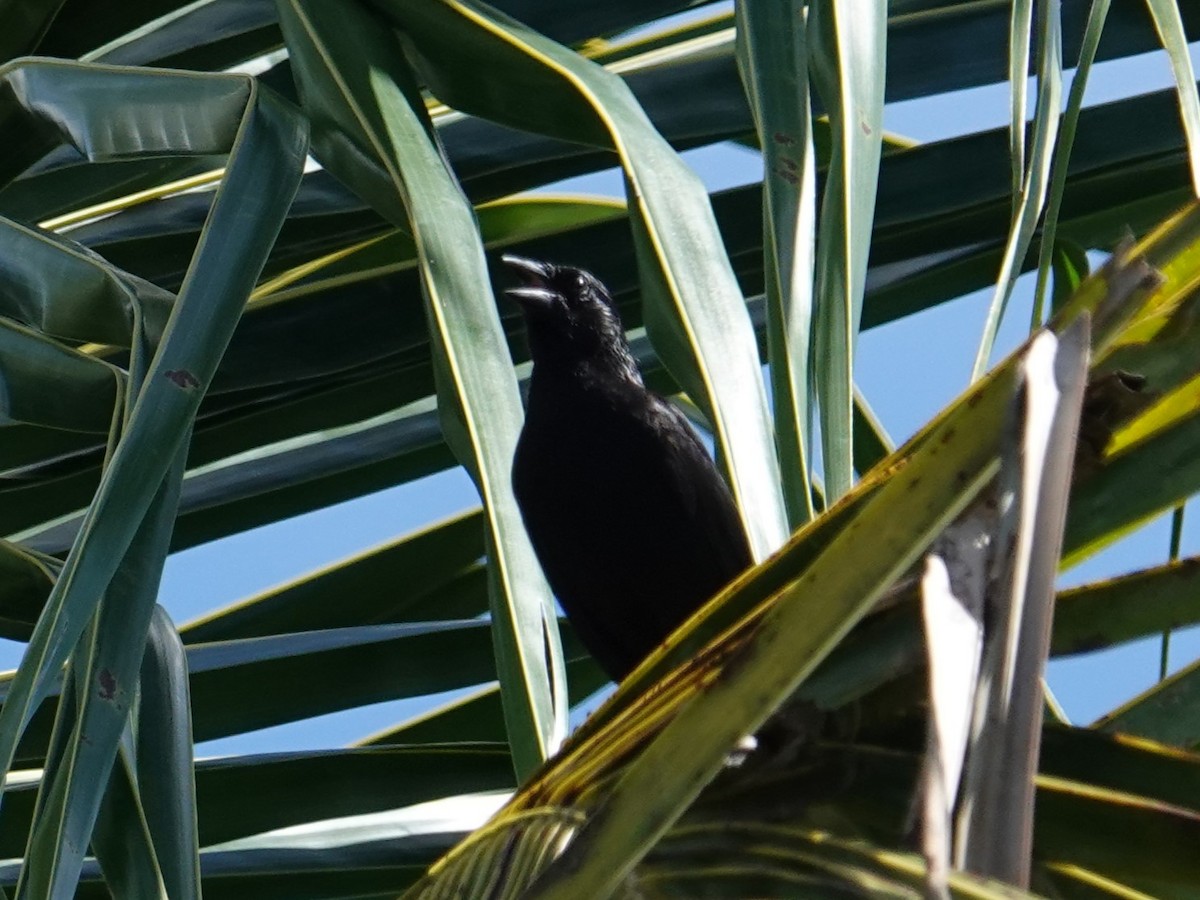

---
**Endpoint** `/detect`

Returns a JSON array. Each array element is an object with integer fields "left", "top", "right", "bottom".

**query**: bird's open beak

[{"left": 502, "top": 254, "right": 560, "bottom": 312}]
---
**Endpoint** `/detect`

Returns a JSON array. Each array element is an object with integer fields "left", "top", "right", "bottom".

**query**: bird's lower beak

[{"left": 502, "top": 254, "right": 560, "bottom": 312}]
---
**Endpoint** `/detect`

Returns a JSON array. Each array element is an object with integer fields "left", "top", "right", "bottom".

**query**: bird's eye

[{"left": 577, "top": 274, "right": 588, "bottom": 290}]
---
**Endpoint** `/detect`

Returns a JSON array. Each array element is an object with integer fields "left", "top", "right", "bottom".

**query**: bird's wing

[{"left": 641, "top": 394, "right": 754, "bottom": 587}]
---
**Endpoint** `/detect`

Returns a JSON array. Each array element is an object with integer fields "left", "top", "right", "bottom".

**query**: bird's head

[{"left": 503, "top": 255, "right": 639, "bottom": 379}]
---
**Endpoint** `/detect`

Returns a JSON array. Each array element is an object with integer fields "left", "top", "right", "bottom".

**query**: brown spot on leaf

[
  {"left": 773, "top": 131, "right": 796, "bottom": 145},
  {"left": 98, "top": 669, "right": 117, "bottom": 701},
  {"left": 165, "top": 369, "right": 200, "bottom": 389}
]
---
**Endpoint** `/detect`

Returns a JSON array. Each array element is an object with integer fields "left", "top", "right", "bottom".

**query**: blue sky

[{"left": 11, "top": 18, "right": 1197, "bottom": 758}]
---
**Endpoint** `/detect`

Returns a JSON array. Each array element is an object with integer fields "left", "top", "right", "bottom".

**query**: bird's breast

[{"left": 515, "top": 387, "right": 652, "bottom": 523}]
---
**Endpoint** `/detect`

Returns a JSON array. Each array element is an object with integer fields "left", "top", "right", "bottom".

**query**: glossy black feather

[{"left": 506, "top": 256, "right": 753, "bottom": 680}]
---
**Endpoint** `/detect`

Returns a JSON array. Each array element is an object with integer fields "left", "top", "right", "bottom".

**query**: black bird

[{"left": 504, "top": 255, "right": 753, "bottom": 681}]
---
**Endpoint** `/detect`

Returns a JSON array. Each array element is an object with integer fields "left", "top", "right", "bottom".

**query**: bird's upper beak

[{"left": 502, "top": 254, "right": 560, "bottom": 313}]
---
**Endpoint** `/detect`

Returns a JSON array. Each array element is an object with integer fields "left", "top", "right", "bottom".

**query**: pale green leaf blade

[
  {"left": 275, "top": 0, "right": 565, "bottom": 778},
  {"left": 972, "top": 0, "right": 1063, "bottom": 379},
  {"left": 735, "top": 0, "right": 817, "bottom": 526},
  {"left": 809, "top": 0, "right": 887, "bottom": 500},
  {"left": 136, "top": 607, "right": 200, "bottom": 900},
  {"left": 1143, "top": 0, "right": 1200, "bottom": 195}
]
